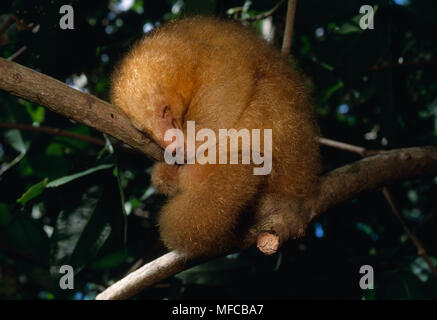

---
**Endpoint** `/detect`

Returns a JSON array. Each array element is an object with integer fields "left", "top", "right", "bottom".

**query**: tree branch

[
  {"left": 0, "top": 58, "right": 163, "bottom": 161},
  {"left": 312, "top": 147, "right": 437, "bottom": 215},
  {"left": 96, "top": 251, "right": 195, "bottom": 300},
  {"left": 0, "top": 122, "right": 138, "bottom": 154},
  {"left": 318, "top": 137, "right": 437, "bottom": 280},
  {"left": 281, "top": 0, "right": 297, "bottom": 55},
  {"left": 96, "top": 146, "right": 437, "bottom": 299},
  {"left": 317, "top": 137, "right": 379, "bottom": 157},
  {"left": 382, "top": 187, "right": 437, "bottom": 279},
  {"left": 7, "top": 45, "right": 27, "bottom": 61}
]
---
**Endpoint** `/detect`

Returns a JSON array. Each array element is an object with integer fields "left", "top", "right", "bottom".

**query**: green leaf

[
  {"left": 16, "top": 164, "right": 114, "bottom": 205},
  {"left": 45, "top": 142, "right": 64, "bottom": 156},
  {"left": 319, "top": 80, "right": 344, "bottom": 104},
  {"left": 336, "top": 6, "right": 378, "bottom": 35},
  {"left": 0, "top": 127, "right": 29, "bottom": 176},
  {"left": 17, "top": 157, "right": 34, "bottom": 177},
  {"left": 0, "top": 203, "right": 12, "bottom": 227},
  {"left": 113, "top": 163, "right": 127, "bottom": 246},
  {"left": 3, "top": 129, "right": 28, "bottom": 154},
  {"left": 0, "top": 151, "right": 26, "bottom": 176},
  {"left": 50, "top": 185, "right": 112, "bottom": 274},
  {"left": 90, "top": 250, "right": 127, "bottom": 270},
  {"left": 46, "top": 164, "right": 114, "bottom": 188},
  {"left": 337, "top": 21, "right": 362, "bottom": 35},
  {"left": 24, "top": 102, "right": 45, "bottom": 124},
  {"left": 16, "top": 178, "right": 49, "bottom": 205},
  {"left": 95, "top": 76, "right": 109, "bottom": 94}
]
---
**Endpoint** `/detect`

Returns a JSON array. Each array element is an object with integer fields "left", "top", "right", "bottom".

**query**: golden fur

[{"left": 111, "top": 17, "right": 322, "bottom": 257}]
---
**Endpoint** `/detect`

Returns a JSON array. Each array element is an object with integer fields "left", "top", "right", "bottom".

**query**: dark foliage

[{"left": 0, "top": 0, "right": 436, "bottom": 299}]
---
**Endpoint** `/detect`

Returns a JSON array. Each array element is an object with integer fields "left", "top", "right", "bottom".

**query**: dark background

[{"left": 0, "top": 0, "right": 436, "bottom": 300}]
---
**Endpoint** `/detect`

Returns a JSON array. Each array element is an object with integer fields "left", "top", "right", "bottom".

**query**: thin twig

[
  {"left": 321, "top": 137, "right": 437, "bottom": 280},
  {"left": 382, "top": 187, "right": 437, "bottom": 280},
  {"left": 317, "top": 137, "right": 380, "bottom": 157},
  {"left": 0, "top": 122, "right": 104, "bottom": 145},
  {"left": 318, "top": 137, "right": 369, "bottom": 156},
  {"left": 281, "top": 0, "right": 297, "bottom": 55},
  {"left": 0, "top": 122, "right": 137, "bottom": 154},
  {"left": 7, "top": 45, "right": 27, "bottom": 61},
  {"left": 241, "top": 0, "right": 286, "bottom": 21}
]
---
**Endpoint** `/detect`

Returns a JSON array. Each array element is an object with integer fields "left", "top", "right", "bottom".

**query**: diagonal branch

[
  {"left": 317, "top": 137, "right": 380, "bottom": 157},
  {"left": 319, "top": 137, "right": 437, "bottom": 280},
  {"left": 96, "top": 146, "right": 437, "bottom": 300},
  {"left": 0, "top": 58, "right": 163, "bottom": 161},
  {"left": 382, "top": 187, "right": 437, "bottom": 279},
  {"left": 7, "top": 45, "right": 27, "bottom": 61},
  {"left": 0, "top": 122, "right": 137, "bottom": 154}
]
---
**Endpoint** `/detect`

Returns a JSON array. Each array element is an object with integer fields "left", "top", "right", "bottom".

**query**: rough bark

[
  {"left": 96, "top": 147, "right": 437, "bottom": 300},
  {"left": 0, "top": 58, "right": 163, "bottom": 161}
]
